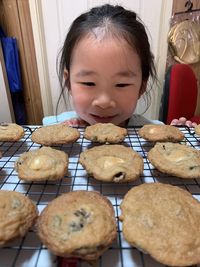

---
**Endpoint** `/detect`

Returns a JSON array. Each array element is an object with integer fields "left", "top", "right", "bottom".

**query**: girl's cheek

[{"left": 72, "top": 92, "right": 91, "bottom": 108}]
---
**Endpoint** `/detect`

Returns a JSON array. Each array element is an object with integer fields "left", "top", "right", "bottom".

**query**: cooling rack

[{"left": 0, "top": 126, "right": 200, "bottom": 267}]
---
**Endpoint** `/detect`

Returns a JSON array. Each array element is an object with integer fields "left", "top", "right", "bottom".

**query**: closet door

[
  {"left": 0, "top": 47, "right": 15, "bottom": 122},
  {"left": 1, "top": 0, "right": 43, "bottom": 124}
]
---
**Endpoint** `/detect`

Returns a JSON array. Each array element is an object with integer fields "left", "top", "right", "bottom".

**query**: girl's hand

[
  {"left": 62, "top": 118, "right": 88, "bottom": 127},
  {"left": 170, "top": 117, "right": 197, "bottom": 128}
]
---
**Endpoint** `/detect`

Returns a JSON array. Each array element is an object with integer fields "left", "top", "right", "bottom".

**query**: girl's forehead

[
  {"left": 70, "top": 34, "right": 142, "bottom": 74},
  {"left": 75, "top": 34, "right": 137, "bottom": 55}
]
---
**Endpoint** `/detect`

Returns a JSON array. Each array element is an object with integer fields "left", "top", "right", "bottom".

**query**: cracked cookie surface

[
  {"left": 120, "top": 183, "right": 200, "bottom": 266},
  {"left": 15, "top": 146, "right": 68, "bottom": 181},
  {"left": 0, "top": 123, "right": 24, "bottom": 142},
  {"left": 138, "top": 124, "right": 184, "bottom": 142},
  {"left": 31, "top": 124, "right": 80, "bottom": 145},
  {"left": 37, "top": 191, "right": 117, "bottom": 260},
  {"left": 0, "top": 190, "right": 38, "bottom": 246},
  {"left": 84, "top": 123, "right": 127, "bottom": 143},
  {"left": 79, "top": 144, "right": 143, "bottom": 182},
  {"left": 148, "top": 142, "right": 200, "bottom": 178}
]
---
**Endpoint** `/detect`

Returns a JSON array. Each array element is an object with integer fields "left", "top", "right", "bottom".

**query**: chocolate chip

[
  {"left": 113, "top": 172, "right": 125, "bottom": 182},
  {"left": 70, "top": 208, "right": 91, "bottom": 232}
]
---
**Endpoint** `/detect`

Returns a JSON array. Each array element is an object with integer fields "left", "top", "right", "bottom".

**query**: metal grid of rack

[{"left": 0, "top": 126, "right": 200, "bottom": 267}]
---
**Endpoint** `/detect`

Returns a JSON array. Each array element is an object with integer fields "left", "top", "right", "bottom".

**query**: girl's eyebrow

[
  {"left": 75, "top": 70, "right": 96, "bottom": 77},
  {"left": 75, "top": 70, "right": 137, "bottom": 77},
  {"left": 113, "top": 71, "right": 137, "bottom": 77}
]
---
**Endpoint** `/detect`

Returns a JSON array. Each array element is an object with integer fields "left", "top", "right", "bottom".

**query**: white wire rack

[{"left": 0, "top": 126, "right": 200, "bottom": 267}]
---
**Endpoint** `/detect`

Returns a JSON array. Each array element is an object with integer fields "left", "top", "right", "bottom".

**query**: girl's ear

[
  {"left": 64, "top": 69, "right": 71, "bottom": 92},
  {"left": 64, "top": 69, "right": 69, "bottom": 81},
  {"left": 139, "top": 81, "right": 147, "bottom": 98}
]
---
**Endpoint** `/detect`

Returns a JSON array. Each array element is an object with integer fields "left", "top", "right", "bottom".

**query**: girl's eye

[
  {"left": 116, "top": 83, "right": 130, "bottom": 88},
  {"left": 81, "top": 82, "right": 95, "bottom": 86}
]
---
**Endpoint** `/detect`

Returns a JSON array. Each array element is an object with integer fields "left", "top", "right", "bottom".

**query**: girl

[{"left": 43, "top": 4, "right": 196, "bottom": 128}]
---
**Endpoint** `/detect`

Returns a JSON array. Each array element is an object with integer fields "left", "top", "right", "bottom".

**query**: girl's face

[{"left": 68, "top": 35, "right": 144, "bottom": 125}]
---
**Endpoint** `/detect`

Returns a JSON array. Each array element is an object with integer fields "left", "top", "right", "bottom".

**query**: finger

[
  {"left": 170, "top": 119, "right": 179, "bottom": 125},
  {"left": 191, "top": 122, "right": 197, "bottom": 128},
  {"left": 185, "top": 120, "right": 193, "bottom": 127},
  {"left": 62, "top": 119, "right": 77, "bottom": 126},
  {"left": 62, "top": 120, "right": 71, "bottom": 126},
  {"left": 72, "top": 119, "right": 79, "bottom": 126},
  {"left": 178, "top": 117, "right": 187, "bottom": 123}
]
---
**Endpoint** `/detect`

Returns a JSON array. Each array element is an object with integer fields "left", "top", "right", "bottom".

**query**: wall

[{"left": 30, "top": 0, "right": 173, "bottom": 120}]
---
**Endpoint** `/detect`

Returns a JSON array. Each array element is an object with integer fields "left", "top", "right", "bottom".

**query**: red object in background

[
  {"left": 161, "top": 64, "right": 200, "bottom": 124},
  {"left": 58, "top": 257, "right": 80, "bottom": 267}
]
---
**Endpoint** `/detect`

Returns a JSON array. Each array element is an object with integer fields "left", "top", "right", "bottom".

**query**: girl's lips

[{"left": 90, "top": 114, "right": 117, "bottom": 123}]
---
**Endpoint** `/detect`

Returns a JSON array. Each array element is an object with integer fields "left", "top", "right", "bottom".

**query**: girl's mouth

[{"left": 90, "top": 114, "right": 117, "bottom": 123}]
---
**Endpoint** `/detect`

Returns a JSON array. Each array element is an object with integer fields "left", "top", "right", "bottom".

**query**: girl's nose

[{"left": 92, "top": 93, "right": 116, "bottom": 109}]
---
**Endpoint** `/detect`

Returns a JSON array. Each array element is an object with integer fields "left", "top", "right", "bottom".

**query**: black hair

[{"left": 56, "top": 4, "right": 157, "bottom": 114}]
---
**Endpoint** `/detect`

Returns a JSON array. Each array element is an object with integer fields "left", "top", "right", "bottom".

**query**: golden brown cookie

[
  {"left": 15, "top": 147, "right": 68, "bottom": 181},
  {"left": 0, "top": 190, "right": 38, "bottom": 246},
  {"left": 79, "top": 144, "right": 143, "bottom": 182},
  {"left": 31, "top": 124, "right": 80, "bottom": 146},
  {"left": 84, "top": 123, "right": 127, "bottom": 143},
  {"left": 148, "top": 142, "right": 200, "bottom": 179},
  {"left": 138, "top": 124, "right": 184, "bottom": 142},
  {"left": 37, "top": 190, "right": 117, "bottom": 260},
  {"left": 120, "top": 183, "right": 200, "bottom": 266},
  {"left": 0, "top": 123, "right": 24, "bottom": 142},
  {"left": 195, "top": 124, "right": 200, "bottom": 135}
]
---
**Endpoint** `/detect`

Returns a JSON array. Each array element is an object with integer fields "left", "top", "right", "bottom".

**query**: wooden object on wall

[
  {"left": 0, "top": 0, "right": 43, "bottom": 124},
  {"left": 172, "top": 0, "right": 200, "bottom": 13}
]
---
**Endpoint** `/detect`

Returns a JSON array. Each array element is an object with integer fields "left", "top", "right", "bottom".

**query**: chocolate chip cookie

[
  {"left": 195, "top": 124, "right": 200, "bottom": 135},
  {"left": 84, "top": 123, "right": 127, "bottom": 143},
  {"left": 120, "top": 183, "right": 200, "bottom": 266},
  {"left": 37, "top": 190, "right": 117, "bottom": 260},
  {"left": 0, "top": 190, "right": 38, "bottom": 246},
  {"left": 138, "top": 124, "right": 184, "bottom": 142},
  {"left": 148, "top": 142, "right": 200, "bottom": 178},
  {"left": 0, "top": 123, "right": 24, "bottom": 142},
  {"left": 15, "top": 146, "right": 68, "bottom": 181},
  {"left": 31, "top": 124, "right": 80, "bottom": 146},
  {"left": 79, "top": 144, "right": 143, "bottom": 182}
]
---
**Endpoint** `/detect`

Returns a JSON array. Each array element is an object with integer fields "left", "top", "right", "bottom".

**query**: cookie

[
  {"left": 138, "top": 124, "right": 184, "bottom": 142},
  {"left": 120, "top": 183, "right": 200, "bottom": 266},
  {"left": 84, "top": 123, "right": 127, "bottom": 143},
  {"left": 0, "top": 123, "right": 24, "bottom": 142},
  {"left": 148, "top": 142, "right": 200, "bottom": 178},
  {"left": 79, "top": 144, "right": 143, "bottom": 182},
  {"left": 37, "top": 190, "right": 117, "bottom": 260},
  {"left": 0, "top": 190, "right": 38, "bottom": 246},
  {"left": 15, "top": 147, "right": 68, "bottom": 181},
  {"left": 31, "top": 124, "right": 80, "bottom": 145},
  {"left": 195, "top": 124, "right": 200, "bottom": 135}
]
